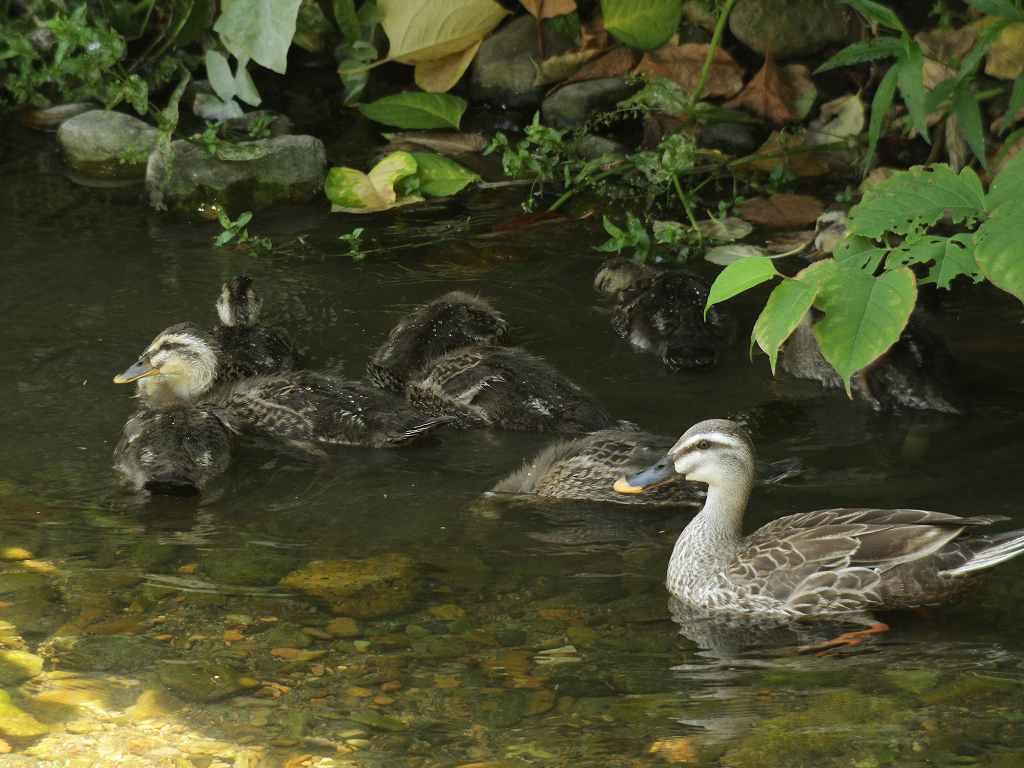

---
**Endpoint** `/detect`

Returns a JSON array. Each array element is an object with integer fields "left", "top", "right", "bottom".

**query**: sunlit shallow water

[{"left": 3, "top": 119, "right": 1024, "bottom": 767}]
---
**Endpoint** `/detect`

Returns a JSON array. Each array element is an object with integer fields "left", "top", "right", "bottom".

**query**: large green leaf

[
  {"left": 849, "top": 164, "right": 987, "bottom": 239},
  {"left": 214, "top": 0, "right": 303, "bottom": 74},
  {"left": 410, "top": 152, "right": 479, "bottom": 197},
  {"left": 888, "top": 234, "right": 982, "bottom": 288},
  {"left": 601, "top": 0, "right": 682, "bottom": 50},
  {"left": 975, "top": 200, "right": 1024, "bottom": 303},
  {"left": 815, "top": 37, "right": 903, "bottom": 74},
  {"left": 986, "top": 149, "right": 1024, "bottom": 212},
  {"left": 205, "top": 49, "right": 236, "bottom": 102},
  {"left": 379, "top": 0, "right": 508, "bottom": 63},
  {"left": 966, "top": 0, "right": 1024, "bottom": 21},
  {"left": 358, "top": 92, "right": 467, "bottom": 129},
  {"left": 813, "top": 264, "right": 917, "bottom": 394},
  {"left": 704, "top": 256, "right": 779, "bottom": 319},
  {"left": 751, "top": 272, "right": 821, "bottom": 374}
]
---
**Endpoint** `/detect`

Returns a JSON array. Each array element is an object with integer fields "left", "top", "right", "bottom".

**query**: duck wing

[{"left": 730, "top": 508, "right": 1007, "bottom": 614}]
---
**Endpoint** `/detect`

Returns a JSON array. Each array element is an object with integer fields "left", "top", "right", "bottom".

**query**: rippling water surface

[{"left": 3, "top": 118, "right": 1024, "bottom": 767}]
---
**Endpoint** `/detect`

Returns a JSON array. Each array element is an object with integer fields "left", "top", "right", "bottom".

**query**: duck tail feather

[
  {"left": 391, "top": 415, "right": 456, "bottom": 445},
  {"left": 941, "top": 530, "right": 1024, "bottom": 576}
]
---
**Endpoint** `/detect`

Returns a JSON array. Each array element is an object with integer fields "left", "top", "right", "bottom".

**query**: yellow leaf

[
  {"left": 986, "top": 22, "right": 1024, "bottom": 80},
  {"left": 532, "top": 47, "right": 604, "bottom": 87},
  {"left": 519, "top": 0, "right": 577, "bottom": 18},
  {"left": 415, "top": 40, "right": 482, "bottom": 92},
  {"left": 380, "top": 0, "right": 509, "bottom": 64}
]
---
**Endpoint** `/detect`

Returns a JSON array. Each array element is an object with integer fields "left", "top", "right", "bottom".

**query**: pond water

[{"left": 3, "top": 117, "right": 1024, "bottom": 767}]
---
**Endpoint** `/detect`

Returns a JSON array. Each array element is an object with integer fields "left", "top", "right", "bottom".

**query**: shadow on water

[{"left": 3, "top": 119, "right": 1024, "bottom": 766}]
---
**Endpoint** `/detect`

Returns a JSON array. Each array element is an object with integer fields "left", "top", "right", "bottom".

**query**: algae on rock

[{"left": 279, "top": 553, "right": 418, "bottom": 619}]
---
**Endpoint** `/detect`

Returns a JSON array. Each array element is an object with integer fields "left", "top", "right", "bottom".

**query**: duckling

[
  {"left": 371, "top": 291, "right": 612, "bottom": 433},
  {"left": 367, "top": 291, "right": 510, "bottom": 393},
  {"left": 595, "top": 258, "right": 729, "bottom": 370},
  {"left": 408, "top": 346, "right": 614, "bottom": 433},
  {"left": 112, "top": 404, "right": 231, "bottom": 496},
  {"left": 114, "top": 323, "right": 450, "bottom": 454},
  {"left": 616, "top": 419, "right": 1024, "bottom": 648},
  {"left": 491, "top": 428, "right": 802, "bottom": 505},
  {"left": 213, "top": 275, "right": 299, "bottom": 383},
  {"left": 780, "top": 312, "right": 963, "bottom": 414}
]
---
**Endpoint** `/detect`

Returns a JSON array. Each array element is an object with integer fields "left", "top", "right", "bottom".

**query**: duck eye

[{"left": 697, "top": 440, "right": 711, "bottom": 451}]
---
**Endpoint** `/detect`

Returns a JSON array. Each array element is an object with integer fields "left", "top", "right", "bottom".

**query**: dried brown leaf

[
  {"left": 735, "top": 130, "right": 829, "bottom": 177},
  {"left": 634, "top": 43, "right": 743, "bottom": 99},
  {"left": 915, "top": 26, "right": 977, "bottom": 64},
  {"left": 563, "top": 46, "right": 638, "bottom": 85},
  {"left": 725, "top": 55, "right": 815, "bottom": 124},
  {"left": 533, "top": 47, "right": 605, "bottom": 86},
  {"left": 765, "top": 229, "right": 815, "bottom": 253},
  {"left": 382, "top": 131, "right": 487, "bottom": 155},
  {"left": 519, "top": 0, "right": 577, "bottom": 18},
  {"left": 738, "top": 193, "right": 824, "bottom": 229}
]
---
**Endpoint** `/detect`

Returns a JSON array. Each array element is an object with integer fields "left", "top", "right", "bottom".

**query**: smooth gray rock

[
  {"left": 729, "top": 0, "right": 858, "bottom": 59},
  {"left": 470, "top": 15, "right": 573, "bottom": 109},
  {"left": 57, "top": 109, "right": 159, "bottom": 177},
  {"left": 541, "top": 77, "right": 637, "bottom": 129},
  {"left": 146, "top": 134, "right": 326, "bottom": 211}
]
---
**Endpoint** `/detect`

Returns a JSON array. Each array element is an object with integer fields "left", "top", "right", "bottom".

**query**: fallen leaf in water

[
  {"left": 726, "top": 55, "right": 816, "bottom": 124},
  {"left": 563, "top": 46, "right": 639, "bottom": 85},
  {"left": 695, "top": 216, "right": 753, "bottom": 242},
  {"left": 634, "top": 43, "right": 743, "bottom": 98},
  {"left": 520, "top": 0, "right": 576, "bottom": 18},
  {"left": 271, "top": 647, "right": 327, "bottom": 661},
  {"left": 738, "top": 130, "right": 829, "bottom": 177},
  {"left": 738, "top": 193, "right": 824, "bottom": 229},
  {"left": 382, "top": 131, "right": 487, "bottom": 155},
  {"left": 765, "top": 229, "right": 815, "bottom": 253},
  {"left": 649, "top": 736, "right": 698, "bottom": 762},
  {"left": 705, "top": 243, "right": 768, "bottom": 265},
  {"left": 807, "top": 92, "right": 865, "bottom": 147}
]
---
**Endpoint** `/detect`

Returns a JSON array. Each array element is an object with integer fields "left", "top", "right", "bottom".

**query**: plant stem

[
  {"left": 546, "top": 164, "right": 630, "bottom": 212},
  {"left": 673, "top": 174, "right": 702, "bottom": 246},
  {"left": 691, "top": 0, "right": 739, "bottom": 104}
]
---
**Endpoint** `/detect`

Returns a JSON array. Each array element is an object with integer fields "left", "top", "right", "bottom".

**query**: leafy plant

[
  {"left": 339, "top": 227, "right": 367, "bottom": 260},
  {"left": 214, "top": 209, "right": 273, "bottom": 252},
  {"left": 705, "top": 153, "right": 1024, "bottom": 390}
]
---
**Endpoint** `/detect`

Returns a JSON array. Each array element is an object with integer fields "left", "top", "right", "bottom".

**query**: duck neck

[{"left": 667, "top": 472, "right": 753, "bottom": 597}]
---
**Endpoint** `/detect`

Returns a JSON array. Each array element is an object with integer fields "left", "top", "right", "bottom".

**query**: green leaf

[
  {"left": 835, "top": 235, "right": 888, "bottom": 272},
  {"left": 234, "top": 57, "right": 262, "bottom": 107},
  {"left": 897, "top": 43, "right": 929, "bottom": 144},
  {"left": 1004, "top": 74, "right": 1024, "bottom": 134},
  {"left": 986, "top": 148, "right": 1024, "bottom": 211},
  {"left": 333, "top": 0, "right": 362, "bottom": 41},
  {"left": 815, "top": 37, "right": 903, "bottom": 74},
  {"left": 888, "top": 234, "right": 982, "bottom": 288},
  {"left": 865, "top": 63, "right": 899, "bottom": 173},
  {"left": 338, "top": 41, "right": 377, "bottom": 104},
  {"left": 358, "top": 92, "right": 467, "bottom": 129},
  {"left": 752, "top": 277, "right": 820, "bottom": 374},
  {"left": 952, "top": 84, "right": 987, "bottom": 169},
  {"left": 214, "top": 0, "right": 303, "bottom": 74},
  {"left": 813, "top": 264, "right": 917, "bottom": 394},
  {"left": 205, "top": 49, "right": 236, "bottom": 102},
  {"left": 841, "top": 0, "right": 906, "bottom": 31},
  {"left": 601, "top": 0, "right": 682, "bottom": 50},
  {"left": 704, "top": 257, "right": 779, "bottom": 319},
  {"left": 409, "top": 152, "right": 480, "bottom": 197},
  {"left": 975, "top": 200, "right": 1024, "bottom": 303},
  {"left": 965, "top": 0, "right": 1024, "bottom": 21},
  {"left": 326, "top": 151, "right": 424, "bottom": 213},
  {"left": 849, "top": 163, "right": 987, "bottom": 239}
]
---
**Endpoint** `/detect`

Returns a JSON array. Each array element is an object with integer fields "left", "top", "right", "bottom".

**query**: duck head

[
  {"left": 593, "top": 258, "right": 657, "bottom": 299},
  {"left": 614, "top": 419, "right": 755, "bottom": 493},
  {"left": 216, "top": 275, "right": 263, "bottom": 328},
  {"left": 114, "top": 322, "right": 220, "bottom": 406}
]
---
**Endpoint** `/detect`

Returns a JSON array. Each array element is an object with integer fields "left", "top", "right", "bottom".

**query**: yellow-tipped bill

[
  {"left": 613, "top": 456, "right": 676, "bottom": 495},
  {"left": 113, "top": 360, "right": 159, "bottom": 384}
]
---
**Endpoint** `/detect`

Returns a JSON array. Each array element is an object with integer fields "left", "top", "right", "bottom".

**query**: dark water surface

[{"left": 3, "top": 119, "right": 1024, "bottom": 767}]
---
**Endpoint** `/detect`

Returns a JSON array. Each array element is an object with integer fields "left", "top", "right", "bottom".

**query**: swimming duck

[
  {"left": 615, "top": 419, "right": 1024, "bottom": 646},
  {"left": 491, "top": 428, "right": 801, "bottom": 506},
  {"left": 781, "top": 312, "right": 963, "bottom": 414},
  {"left": 367, "top": 291, "right": 509, "bottom": 393},
  {"left": 112, "top": 403, "right": 232, "bottom": 496},
  {"left": 594, "top": 258, "right": 728, "bottom": 370},
  {"left": 114, "top": 323, "right": 450, "bottom": 453},
  {"left": 213, "top": 275, "right": 299, "bottom": 383},
  {"left": 371, "top": 291, "right": 612, "bottom": 433}
]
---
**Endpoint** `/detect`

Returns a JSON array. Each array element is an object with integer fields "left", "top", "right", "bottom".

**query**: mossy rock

[
  {"left": 0, "top": 649, "right": 43, "bottom": 684},
  {"left": 56, "top": 109, "right": 159, "bottom": 178},
  {"left": 0, "top": 688, "right": 49, "bottom": 740},
  {"left": 279, "top": 554, "right": 418, "bottom": 619},
  {"left": 201, "top": 543, "right": 299, "bottom": 586},
  {"left": 47, "top": 635, "right": 166, "bottom": 673},
  {"left": 157, "top": 659, "right": 247, "bottom": 702}
]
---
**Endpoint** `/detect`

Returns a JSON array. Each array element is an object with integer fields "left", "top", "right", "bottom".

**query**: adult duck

[{"left": 615, "top": 419, "right": 1024, "bottom": 648}]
